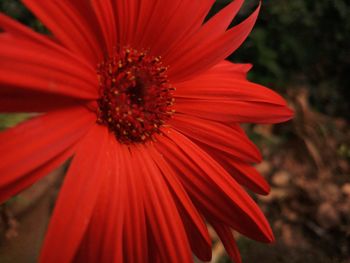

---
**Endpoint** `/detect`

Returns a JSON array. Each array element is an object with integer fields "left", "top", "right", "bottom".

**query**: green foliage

[
  {"left": 0, "top": 114, "right": 31, "bottom": 131},
  {"left": 0, "top": 0, "right": 47, "bottom": 33}
]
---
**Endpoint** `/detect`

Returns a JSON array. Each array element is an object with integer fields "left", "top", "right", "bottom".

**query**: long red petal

[
  {"left": 91, "top": 0, "right": 117, "bottom": 54},
  {"left": 207, "top": 149, "right": 270, "bottom": 195},
  {"left": 133, "top": 0, "right": 214, "bottom": 57},
  {"left": 170, "top": 114, "right": 262, "bottom": 163},
  {"left": 73, "top": 135, "right": 124, "bottom": 263},
  {"left": 170, "top": 112, "right": 270, "bottom": 194},
  {"left": 121, "top": 145, "right": 149, "bottom": 263},
  {"left": 22, "top": 0, "right": 104, "bottom": 64},
  {"left": 168, "top": 3, "right": 261, "bottom": 82},
  {"left": 122, "top": 0, "right": 156, "bottom": 47},
  {"left": 0, "top": 13, "right": 93, "bottom": 69},
  {"left": 173, "top": 61, "right": 293, "bottom": 123},
  {"left": 175, "top": 67, "right": 287, "bottom": 104},
  {"left": 210, "top": 221, "right": 242, "bottom": 263},
  {"left": 135, "top": 145, "right": 193, "bottom": 263},
  {"left": 176, "top": 99, "right": 293, "bottom": 124},
  {"left": 206, "top": 60, "right": 253, "bottom": 80},
  {"left": 39, "top": 124, "right": 110, "bottom": 263},
  {"left": 149, "top": 146, "right": 212, "bottom": 261},
  {"left": 0, "top": 107, "right": 95, "bottom": 204},
  {"left": 155, "top": 130, "right": 274, "bottom": 243},
  {"left": 0, "top": 87, "right": 81, "bottom": 113},
  {"left": 0, "top": 143, "right": 76, "bottom": 205},
  {"left": 0, "top": 36, "right": 98, "bottom": 99},
  {"left": 111, "top": 0, "right": 139, "bottom": 46},
  {"left": 164, "top": 0, "right": 243, "bottom": 64}
]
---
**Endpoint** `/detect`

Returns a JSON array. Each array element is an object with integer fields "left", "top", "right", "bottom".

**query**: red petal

[
  {"left": 0, "top": 36, "right": 98, "bottom": 99},
  {"left": 0, "top": 107, "right": 95, "bottom": 204},
  {"left": 74, "top": 136, "right": 124, "bottom": 263},
  {"left": 112, "top": 0, "right": 140, "bottom": 46},
  {"left": 0, "top": 86, "right": 81, "bottom": 113},
  {"left": 135, "top": 0, "right": 214, "bottom": 56},
  {"left": 210, "top": 221, "right": 242, "bottom": 263},
  {"left": 207, "top": 60, "right": 253, "bottom": 80},
  {"left": 91, "top": 0, "right": 117, "bottom": 54},
  {"left": 175, "top": 67, "right": 287, "bottom": 103},
  {"left": 156, "top": 130, "right": 274, "bottom": 243},
  {"left": 165, "top": 0, "right": 243, "bottom": 64},
  {"left": 209, "top": 150, "right": 270, "bottom": 195},
  {"left": 170, "top": 114, "right": 262, "bottom": 163},
  {"left": 171, "top": 113, "right": 270, "bottom": 195},
  {"left": 134, "top": 145, "right": 193, "bottom": 263},
  {"left": 174, "top": 62, "right": 293, "bottom": 123},
  {"left": 176, "top": 99, "right": 293, "bottom": 124},
  {"left": 168, "top": 3, "right": 261, "bottom": 82},
  {"left": 0, "top": 13, "right": 93, "bottom": 69},
  {"left": 39, "top": 124, "right": 110, "bottom": 263},
  {"left": 149, "top": 146, "right": 212, "bottom": 261},
  {"left": 0, "top": 143, "right": 76, "bottom": 205},
  {"left": 22, "top": 0, "right": 104, "bottom": 64},
  {"left": 121, "top": 145, "right": 149, "bottom": 263}
]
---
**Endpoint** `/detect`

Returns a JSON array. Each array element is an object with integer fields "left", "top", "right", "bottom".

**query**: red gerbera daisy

[{"left": 0, "top": 0, "right": 293, "bottom": 262}]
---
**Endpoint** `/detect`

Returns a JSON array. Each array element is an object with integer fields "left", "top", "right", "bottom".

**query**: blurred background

[{"left": 0, "top": 0, "right": 349, "bottom": 262}]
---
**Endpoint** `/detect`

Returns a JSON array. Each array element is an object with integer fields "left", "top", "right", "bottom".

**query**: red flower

[{"left": 0, "top": 1, "right": 293, "bottom": 262}]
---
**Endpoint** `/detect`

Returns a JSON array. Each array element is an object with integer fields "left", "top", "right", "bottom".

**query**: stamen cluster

[{"left": 97, "top": 48, "right": 175, "bottom": 144}]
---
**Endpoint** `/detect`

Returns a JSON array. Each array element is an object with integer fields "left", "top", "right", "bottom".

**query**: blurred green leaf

[{"left": 0, "top": 114, "right": 32, "bottom": 131}]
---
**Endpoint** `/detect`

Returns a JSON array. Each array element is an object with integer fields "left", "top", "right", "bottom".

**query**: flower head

[{"left": 0, "top": 0, "right": 293, "bottom": 262}]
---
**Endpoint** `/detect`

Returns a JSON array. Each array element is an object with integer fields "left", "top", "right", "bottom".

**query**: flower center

[{"left": 96, "top": 48, "right": 175, "bottom": 144}]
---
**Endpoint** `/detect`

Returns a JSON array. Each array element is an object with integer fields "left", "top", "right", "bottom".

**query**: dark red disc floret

[{"left": 96, "top": 48, "right": 175, "bottom": 144}]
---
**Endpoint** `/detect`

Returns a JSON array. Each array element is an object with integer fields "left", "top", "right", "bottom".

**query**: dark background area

[{"left": 0, "top": 1, "right": 349, "bottom": 263}]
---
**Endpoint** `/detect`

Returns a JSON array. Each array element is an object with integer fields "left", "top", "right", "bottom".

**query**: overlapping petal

[
  {"left": 134, "top": 0, "right": 214, "bottom": 56},
  {"left": 0, "top": 144, "right": 76, "bottom": 206},
  {"left": 121, "top": 146, "right": 149, "bottom": 263},
  {"left": 135, "top": 145, "right": 193, "bottom": 263},
  {"left": 167, "top": 3, "right": 261, "bottom": 82},
  {"left": 0, "top": 13, "right": 92, "bottom": 68},
  {"left": 170, "top": 114, "right": 262, "bottom": 163},
  {"left": 74, "top": 137, "right": 124, "bottom": 263},
  {"left": 0, "top": 35, "right": 98, "bottom": 100},
  {"left": 164, "top": 0, "right": 243, "bottom": 63},
  {"left": 156, "top": 129, "right": 274, "bottom": 243},
  {"left": 149, "top": 146, "right": 212, "bottom": 261},
  {"left": 0, "top": 87, "right": 80, "bottom": 112},
  {"left": 207, "top": 60, "right": 253, "bottom": 80},
  {"left": 112, "top": 0, "right": 142, "bottom": 46},
  {"left": 206, "top": 149, "right": 270, "bottom": 195},
  {"left": 39, "top": 124, "right": 111, "bottom": 263},
  {"left": 91, "top": 0, "right": 117, "bottom": 54},
  {"left": 0, "top": 107, "right": 95, "bottom": 204},
  {"left": 170, "top": 113, "right": 271, "bottom": 195},
  {"left": 210, "top": 221, "right": 242, "bottom": 263},
  {"left": 174, "top": 61, "right": 293, "bottom": 123},
  {"left": 22, "top": 0, "right": 105, "bottom": 63}
]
